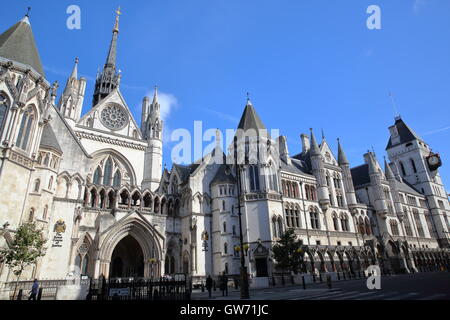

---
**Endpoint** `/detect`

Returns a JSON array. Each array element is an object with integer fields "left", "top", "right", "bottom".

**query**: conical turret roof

[{"left": 0, "top": 16, "right": 45, "bottom": 76}]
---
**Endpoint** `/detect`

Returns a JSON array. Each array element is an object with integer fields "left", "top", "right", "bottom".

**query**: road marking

[
  {"left": 290, "top": 291, "right": 344, "bottom": 300},
  {"left": 385, "top": 292, "right": 420, "bottom": 300},
  {"left": 418, "top": 294, "right": 447, "bottom": 300},
  {"left": 356, "top": 291, "right": 399, "bottom": 300},
  {"left": 327, "top": 291, "right": 377, "bottom": 300}
]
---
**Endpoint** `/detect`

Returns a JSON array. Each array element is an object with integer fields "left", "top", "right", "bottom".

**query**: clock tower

[{"left": 386, "top": 116, "right": 450, "bottom": 247}]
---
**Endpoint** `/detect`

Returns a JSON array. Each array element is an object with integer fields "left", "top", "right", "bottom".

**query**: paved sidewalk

[{"left": 191, "top": 282, "right": 342, "bottom": 300}]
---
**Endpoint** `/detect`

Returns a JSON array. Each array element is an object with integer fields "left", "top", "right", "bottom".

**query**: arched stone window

[
  {"left": 93, "top": 167, "right": 101, "bottom": 185},
  {"left": 294, "top": 208, "right": 300, "bottom": 228},
  {"left": 277, "top": 217, "right": 284, "bottom": 235},
  {"left": 48, "top": 176, "right": 54, "bottom": 190},
  {"left": 16, "top": 106, "right": 36, "bottom": 151},
  {"left": 358, "top": 217, "right": 365, "bottom": 235},
  {"left": 103, "top": 158, "right": 113, "bottom": 186},
  {"left": 272, "top": 217, "right": 278, "bottom": 237},
  {"left": 340, "top": 213, "right": 349, "bottom": 232},
  {"left": 365, "top": 217, "right": 372, "bottom": 235},
  {"left": 285, "top": 207, "right": 291, "bottom": 228},
  {"left": 43, "top": 205, "right": 48, "bottom": 220},
  {"left": 310, "top": 207, "right": 320, "bottom": 230},
  {"left": 390, "top": 220, "right": 400, "bottom": 236},
  {"left": 268, "top": 162, "right": 278, "bottom": 192},
  {"left": 113, "top": 170, "right": 121, "bottom": 188},
  {"left": 399, "top": 161, "right": 406, "bottom": 176},
  {"left": 248, "top": 165, "right": 260, "bottom": 191},
  {"left": 0, "top": 92, "right": 10, "bottom": 135},
  {"left": 410, "top": 159, "right": 417, "bottom": 174},
  {"left": 223, "top": 222, "right": 227, "bottom": 233},
  {"left": 332, "top": 212, "right": 339, "bottom": 231},
  {"left": 224, "top": 243, "right": 228, "bottom": 255},
  {"left": 34, "top": 179, "right": 40, "bottom": 193}
]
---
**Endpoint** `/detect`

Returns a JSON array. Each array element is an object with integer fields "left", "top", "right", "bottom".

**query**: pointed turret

[
  {"left": 367, "top": 152, "right": 378, "bottom": 175},
  {"left": 337, "top": 138, "right": 349, "bottom": 165},
  {"left": 142, "top": 86, "right": 163, "bottom": 192},
  {"left": 92, "top": 8, "right": 122, "bottom": 107},
  {"left": 364, "top": 151, "right": 388, "bottom": 219},
  {"left": 309, "top": 128, "right": 321, "bottom": 156},
  {"left": 309, "top": 128, "right": 330, "bottom": 211},
  {"left": 237, "top": 97, "right": 266, "bottom": 132},
  {"left": 337, "top": 138, "right": 357, "bottom": 207},
  {"left": 69, "top": 57, "right": 78, "bottom": 80},
  {"left": 384, "top": 158, "right": 395, "bottom": 181},
  {"left": 0, "top": 15, "right": 44, "bottom": 76},
  {"left": 58, "top": 57, "right": 86, "bottom": 124}
]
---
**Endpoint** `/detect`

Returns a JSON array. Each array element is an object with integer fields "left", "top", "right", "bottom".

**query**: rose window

[{"left": 100, "top": 104, "right": 128, "bottom": 130}]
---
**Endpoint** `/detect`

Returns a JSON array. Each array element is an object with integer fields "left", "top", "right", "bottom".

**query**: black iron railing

[{"left": 86, "top": 277, "right": 191, "bottom": 301}]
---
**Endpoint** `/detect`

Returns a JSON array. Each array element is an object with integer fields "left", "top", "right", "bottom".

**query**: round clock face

[
  {"left": 100, "top": 104, "right": 128, "bottom": 131},
  {"left": 429, "top": 156, "right": 439, "bottom": 166}
]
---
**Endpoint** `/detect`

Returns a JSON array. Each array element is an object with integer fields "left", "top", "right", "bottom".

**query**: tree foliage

[
  {"left": 0, "top": 222, "right": 47, "bottom": 278},
  {"left": 272, "top": 229, "right": 303, "bottom": 274}
]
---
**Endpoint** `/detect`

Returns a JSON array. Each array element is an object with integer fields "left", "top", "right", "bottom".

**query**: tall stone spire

[
  {"left": 105, "top": 7, "right": 121, "bottom": 69},
  {"left": 92, "top": 8, "right": 122, "bottom": 107},
  {"left": 58, "top": 57, "right": 86, "bottom": 124},
  {"left": 142, "top": 86, "right": 163, "bottom": 192},
  {"left": 337, "top": 138, "right": 349, "bottom": 165}
]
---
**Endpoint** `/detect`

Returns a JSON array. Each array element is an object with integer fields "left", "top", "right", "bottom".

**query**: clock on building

[
  {"left": 100, "top": 104, "right": 129, "bottom": 131},
  {"left": 426, "top": 153, "right": 442, "bottom": 171}
]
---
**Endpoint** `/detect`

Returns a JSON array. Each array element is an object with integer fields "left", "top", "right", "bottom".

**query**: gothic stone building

[{"left": 0, "top": 13, "right": 449, "bottom": 297}]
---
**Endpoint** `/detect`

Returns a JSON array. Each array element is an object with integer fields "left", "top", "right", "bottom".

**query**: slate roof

[
  {"left": 237, "top": 101, "right": 266, "bottom": 131},
  {"left": 351, "top": 164, "right": 370, "bottom": 187},
  {"left": 40, "top": 124, "right": 62, "bottom": 153},
  {"left": 0, "top": 17, "right": 45, "bottom": 76},
  {"left": 174, "top": 163, "right": 199, "bottom": 184},
  {"left": 386, "top": 117, "right": 422, "bottom": 149},
  {"left": 397, "top": 179, "right": 423, "bottom": 197},
  {"left": 280, "top": 157, "right": 311, "bottom": 176},
  {"left": 211, "top": 165, "right": 236, "bottom": 185}
]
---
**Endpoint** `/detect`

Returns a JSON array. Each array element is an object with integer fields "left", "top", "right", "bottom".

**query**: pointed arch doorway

[{"left": 110, "top": 235, "right": 144, "bottom": 278}]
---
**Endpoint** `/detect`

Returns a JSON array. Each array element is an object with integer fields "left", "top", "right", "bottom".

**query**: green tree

[
  {"left": 272, "top": 229, "right": 303, "bottom": 275},
  {"left": 0, "top": 222, "right": 47, "bottom": 299}
]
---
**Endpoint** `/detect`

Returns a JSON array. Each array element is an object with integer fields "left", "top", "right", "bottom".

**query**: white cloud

[
  {"left": 413, "top": 0, "right": 430, "bottom": 13},
  {"left": 144, "top": 90, "right": 179, "bottom": 121},
  {"left": 200, "top": 107, "right": 239, "bottom": 124},
  {"left": 423, "top": 125, "right": 450, "bottom": 136}
]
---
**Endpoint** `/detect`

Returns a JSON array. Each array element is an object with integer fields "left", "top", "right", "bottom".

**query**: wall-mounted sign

[{"left": 52, "top": 219, "right": 66, "bottom": 247}]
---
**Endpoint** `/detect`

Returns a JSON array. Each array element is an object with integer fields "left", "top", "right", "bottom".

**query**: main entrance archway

[
  {"left": 110, "top": 235, "right": 144, "bottom": 278},
  {"left": 95, "top": 217, "right": 164, "bottom": 279}
]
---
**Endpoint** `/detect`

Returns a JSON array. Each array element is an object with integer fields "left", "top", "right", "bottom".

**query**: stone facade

[{"left": 0, "top": 13, "right": 449, "bottom": 299}]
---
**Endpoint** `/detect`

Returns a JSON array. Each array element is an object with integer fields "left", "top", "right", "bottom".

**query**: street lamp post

[{"left": 234, "top": 136, "right": 250, "bottom": 299}]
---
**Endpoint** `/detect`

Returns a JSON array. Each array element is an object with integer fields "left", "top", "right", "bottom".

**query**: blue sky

[{"left": 2, "top": 0, "right": 450, "bottom": 190}]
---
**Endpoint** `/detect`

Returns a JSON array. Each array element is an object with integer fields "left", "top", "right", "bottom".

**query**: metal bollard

[
  {"left": 17, "top": 289, "right": 23, "bottom": 300},
  {"left": 37, "top": 288, "right": 43, "bottom": 300},
  {"left": 326, "top": 275, "right": 332, "bottom": 290},
  {"left": 313, "top": 274, "right": 316, "bottom": 283},
  {"left": 302, "top": 275, "right": 306, "bottom": 290},
  {"left": 337, "top": 272, "right": 340, "bottom": 281},
  {"left": 343, "top": 271, "right": 346, "bottom": 280},
  {"left": 319, "top": 273, "right": 323, "bottom": 283}
]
